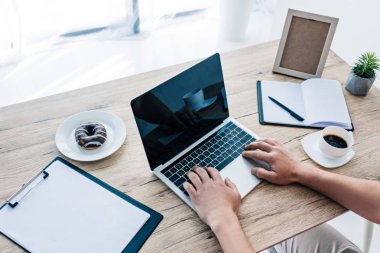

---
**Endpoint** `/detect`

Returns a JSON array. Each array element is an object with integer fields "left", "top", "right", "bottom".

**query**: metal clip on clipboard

[{"left": 6, "top": 170, "right": 49, "bottom": 208}]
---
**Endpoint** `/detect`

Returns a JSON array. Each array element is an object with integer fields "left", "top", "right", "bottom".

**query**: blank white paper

[
  {"left": 301, "top": 79, "right": 351, "bottom": 127},
  {"left": 0, "top": 160, "right": 150, "bottom": 253},
  {"left": 261, "top": 81, "right": 309, "bottom": 126}
]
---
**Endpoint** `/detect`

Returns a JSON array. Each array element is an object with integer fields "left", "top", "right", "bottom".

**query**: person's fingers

[
  {"left": 184, "top": 111, "right": 198, "bottom": 124},
  {"left": 193, "top": 166, "right": 210, "bottom": 182},
  {"left": 262, "top": 138, "right": 279, "bottom": 146},
  {"left": 183, "top": 182, "right": 196, "bottom": 199},
  {"left": 251, "top": 167, "right": 277, "bottom": 182},
  {"left": 242, "top": 150, "right": 272, "bottom": 163},
  {"left": 193, "top": 110, "right": 202, "bottom": 119},
  {"left": 205, "top": 167, "right": 223, "bottom": 182},
  {"left": 177, "top": 111, "right": 194, "bottom": 125},
  {"left": 245, "top": 141, "right": 273, "bottom": 152},
  {"left": 225, "top": 177, "right": 240, "bottom": 195},
  {"left": 170, "top": 115, "right": 187, "bottom": 130},
  {"left": 187, "top": 171, "right": 203, "bottom": 190}
]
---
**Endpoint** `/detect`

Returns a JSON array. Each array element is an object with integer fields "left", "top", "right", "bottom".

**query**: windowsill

[
  {"left": 0, "top": 8, "right": 275, "bottom": 108},
  {"left": 1, "top": 0, "right": 380, "bottom": 109}
]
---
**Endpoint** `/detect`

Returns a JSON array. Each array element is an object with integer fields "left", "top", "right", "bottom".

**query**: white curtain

[{"left": 0, "top": 0, "right": 139, "bottom": 66}]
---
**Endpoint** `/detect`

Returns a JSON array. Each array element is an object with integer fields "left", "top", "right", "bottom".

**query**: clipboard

[{"left": 0, "top": 157, "right": 163, "bottom": 253}]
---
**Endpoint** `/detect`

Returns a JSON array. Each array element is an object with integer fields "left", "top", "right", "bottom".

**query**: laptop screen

[{"left": 131, "top": 54, "right": 229, "bottom": 169}]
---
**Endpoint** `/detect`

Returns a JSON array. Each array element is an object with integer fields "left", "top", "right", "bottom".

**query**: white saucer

[
  {"left": 55, "top": 110, "right": 126, "bottom": 162},
  {"left": 301, "top": 131, "right": 354, "bottom": 169},
  {"left": 201, "top": 96, "right": 217, "bottom": 109}
]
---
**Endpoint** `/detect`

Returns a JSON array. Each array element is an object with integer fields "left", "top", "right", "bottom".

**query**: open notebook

[{"left": 257, "top": 79, "right": 353, "bottom": 130}]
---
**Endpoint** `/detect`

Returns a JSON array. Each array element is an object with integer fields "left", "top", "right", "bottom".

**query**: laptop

[{"left": 131, "top": 53, "right": 264, "bottom": 208}]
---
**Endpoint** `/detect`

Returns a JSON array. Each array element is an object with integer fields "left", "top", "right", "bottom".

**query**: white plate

[
  {"left": 55, "top": 110, "right": 126, "bottom": 162},
  {"left": 301, "top": 131, "right": 354, "bottom": 169}
]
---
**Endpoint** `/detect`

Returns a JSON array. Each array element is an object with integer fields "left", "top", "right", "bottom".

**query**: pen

[{"left": 268, "top": 96, "right": 305, "bottom": 122}]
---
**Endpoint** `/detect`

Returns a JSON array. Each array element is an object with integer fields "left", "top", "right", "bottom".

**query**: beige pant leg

[{"left": 274, "top": 223, "right": 362, "bottom": 253}]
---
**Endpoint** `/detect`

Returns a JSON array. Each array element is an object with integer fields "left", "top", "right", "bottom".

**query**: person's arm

[
  {"left": 242, "top": 139, "right": 380, "bottom": 224},
  {"left": 184, "top": 166, "right": 256, "bottom": 253},
  {"left": 298, "top": 164, "right": 380, "bottom": 224}
]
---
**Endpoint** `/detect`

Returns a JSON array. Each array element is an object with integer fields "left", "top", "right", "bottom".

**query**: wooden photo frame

[{"left": 273, "top": 9, "right": 338, "bottom": 79}]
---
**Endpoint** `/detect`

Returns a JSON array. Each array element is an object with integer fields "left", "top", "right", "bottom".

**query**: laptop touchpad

[{"left": 220, "top": 155, "right": 262, "bottom": 198}]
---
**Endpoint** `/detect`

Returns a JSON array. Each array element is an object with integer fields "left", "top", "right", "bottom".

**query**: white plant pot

[{"left": 219, "top": 0, "right": 253, "bottom": 42}]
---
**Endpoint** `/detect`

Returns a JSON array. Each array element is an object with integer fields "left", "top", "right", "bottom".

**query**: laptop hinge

[{"left": 156, "top": 119, "right": 231, "bottom": 172}]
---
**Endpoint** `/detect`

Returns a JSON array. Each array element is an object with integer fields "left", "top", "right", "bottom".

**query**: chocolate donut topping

[{"left": 75, "top": 122, "right": 107, "bottom": 150}]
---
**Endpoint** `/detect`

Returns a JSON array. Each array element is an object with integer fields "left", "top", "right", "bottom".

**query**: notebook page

[
  {"left": 301, "top": 79, "right": 351, "bottom": 128},
  {"left": 0, "top": 160, "right": 150, "bottom": 253},
  {"left": 261, "top": 81, "right": 309, "bottom": 125}
]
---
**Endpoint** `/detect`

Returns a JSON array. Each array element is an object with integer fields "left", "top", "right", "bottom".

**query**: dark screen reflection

[{"left": 131, "top": 54, "right": 229, "bottom": 169}]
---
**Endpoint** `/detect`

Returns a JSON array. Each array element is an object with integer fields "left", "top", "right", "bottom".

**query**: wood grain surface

[{"left": 1, "top": 41, "right": 379, "bottom": 253}]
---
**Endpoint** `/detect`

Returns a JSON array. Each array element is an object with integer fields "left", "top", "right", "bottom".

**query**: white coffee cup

[
  {"left": 318, "top": 126, "right": 354, "bottom": 158},
  {"left": 183, "top": 89, "right": 205, "bottom": 111}
]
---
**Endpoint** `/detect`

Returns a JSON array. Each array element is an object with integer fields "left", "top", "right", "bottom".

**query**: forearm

[
  {"left": 211, "top": 213, "right": 256, "bottom": 253},
  {"left": 297, "top": 165, "right": 380, "bottom": 224}
]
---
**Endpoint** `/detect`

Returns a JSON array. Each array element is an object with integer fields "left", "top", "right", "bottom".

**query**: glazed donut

[{"left": 75, "top": 122, "right": 107, "bottom": 150}]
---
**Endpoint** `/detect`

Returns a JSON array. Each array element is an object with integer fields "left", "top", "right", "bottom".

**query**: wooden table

[{"left": 1, "top": 41, "right": 380, "bottom": 253}]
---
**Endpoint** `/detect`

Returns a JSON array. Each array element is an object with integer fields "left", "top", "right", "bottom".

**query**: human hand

[
  {"left": 183, "top": 166, "right": 241, "bottom": 230},
  {"left": 242, "top": 139, "right": 307, "bottom": 185}
]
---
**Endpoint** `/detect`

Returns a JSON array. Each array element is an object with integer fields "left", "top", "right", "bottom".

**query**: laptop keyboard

[{"left": 161, "top": 121, "right": 256, "bottom": 196}]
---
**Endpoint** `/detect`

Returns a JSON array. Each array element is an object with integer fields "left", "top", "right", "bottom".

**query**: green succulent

[{"left": 352, "top": 52, "right": 380, "bottom": 79}]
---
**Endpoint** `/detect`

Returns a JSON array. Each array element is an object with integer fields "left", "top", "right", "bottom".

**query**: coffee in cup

[
  {"left": 323, "top": 135, "right": 348, "bottom": 148},
  {"left": 319, "top": 126, "right": 354, "bottom": 158}
]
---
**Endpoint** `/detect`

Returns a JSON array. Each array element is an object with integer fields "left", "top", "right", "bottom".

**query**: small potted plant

[{"left": 345, "top": 52, "right": 379, "bottom": 96}]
